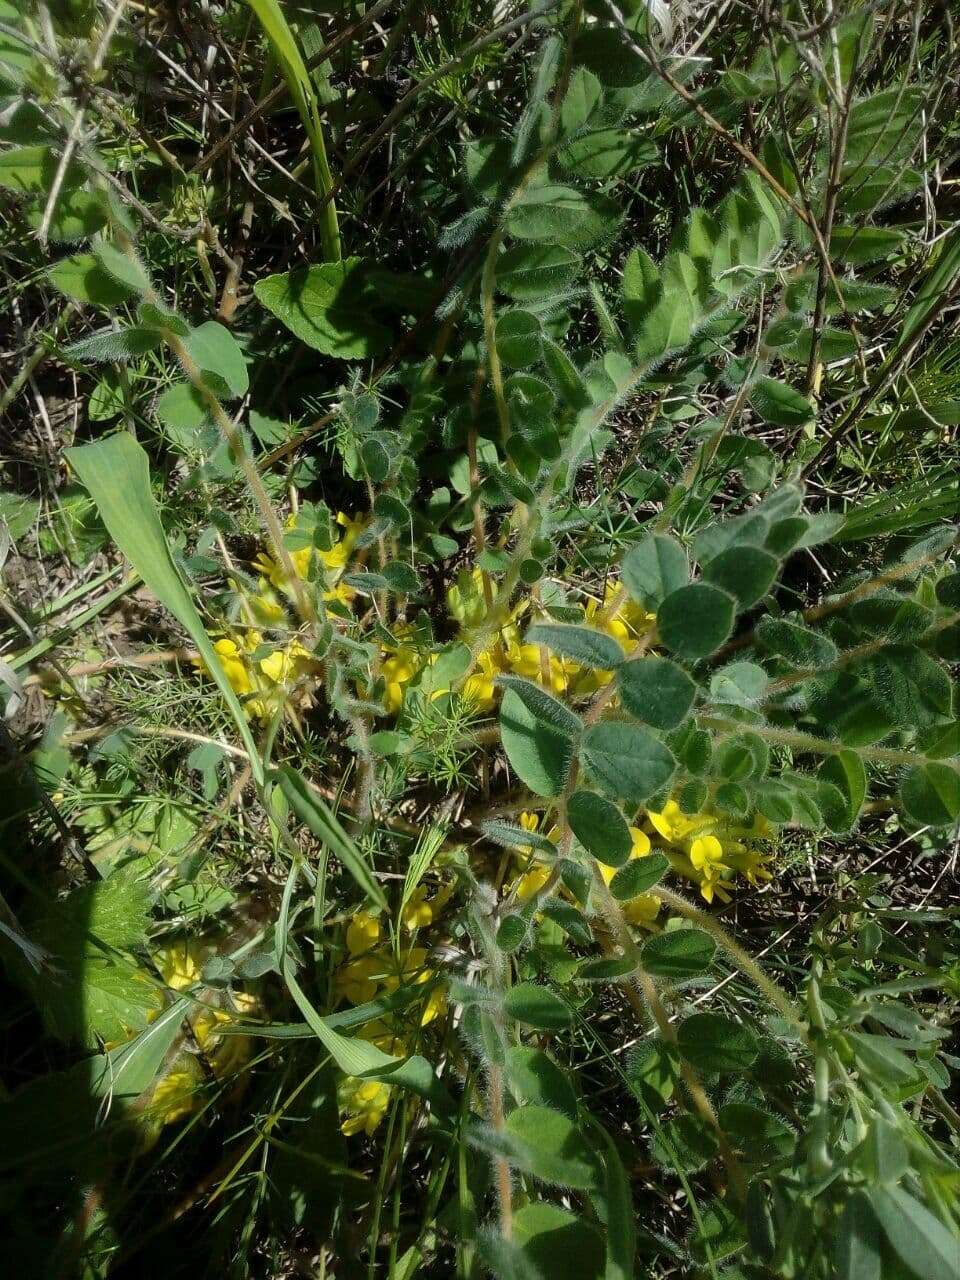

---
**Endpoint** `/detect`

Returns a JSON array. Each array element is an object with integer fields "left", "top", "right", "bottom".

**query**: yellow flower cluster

[
  {"left": 510, "top": 811, "right": 661, "bottom": 926},
  {"left": 140, "top": 940, "right": 258, "bottom": 1134},
  {"left": 252, "top": 510, "right": 364, "bottom": 622},
  {"left": 646, "top": 800, "right": 774, "bottom": 904},
  {"left": 334, "top": 890, "right": 449, "bottom": 1137},
  {"left": 196, "top": 629, "right": 320, "bottom": 722},
  {"left": 381, "top": 572, "right": 656, "bottom": 717}
]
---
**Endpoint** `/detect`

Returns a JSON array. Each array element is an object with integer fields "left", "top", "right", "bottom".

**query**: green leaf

[
  {"left": 836, "top": 1193, "right": 881, "bottom": 1280},
  {"left": 710, "top": 661, "right": 769, "bottom": 708},
  {"left": 506, "top": 185, "right": 621, "bottom": 249},
  {"left": 595, "top": 1123, "right": 637, "bottom": 1280},
  {"left": 609, "top": 852, "right": 668, "bottom": 899},
  {"left": 156, "top": 381, "right": 210, "bottom": 442},
  {"left": 657, "top": 583, "right": 736, "bottom": 661},
  {"left": 253, "top": 258, "right": 390, "bottom": 358},
  {"left": 542, "top": 338, "right": 590, "bottom": 408},
  {"left": 0, "top": 144, "right": 81, "bottom": 193},
  {"left": 0, "top": 488, "right": 40, "bottom": 541},
  {"left": 504, "top": 982, "right": 573, "bottom": 1031},
  {"left": 496, "top": 310, "right": 542, "bottom": 368},
  {"left": 48, "top": 253, "right": 137, "bottom": 307},
  {"left": 496, "top": 244, "right": 582, "bottom": 301},
  {"left": 561, "top": 66, "right": 604, "bottom": 134},
  {"left": 481, "top": 819, "right": 558, "bottom": 855},
  {"left": 65, "top": 327, "right": 162, "bottom": 362},
  {"left": 677, "top": 1013, "right": 758, "bottom": 1073},
  {"left": 581, "top": 722, "right": 676, "bottom": 803},
  {"left": 525, "top": 622, "right": 624, "bottom": 670},
  {"left": 183, "top": 320, "right": 249, "bottom": 398},
  {"left": 497, "top": 915, "right": 528, "bottom": 952},
  {"left": 559, "top": 129, "right": 656, "bottom": 179},
  {"left": 499, "top": 1105, "right": 601, "bottom": 1190},
  {"left": 642, "top": 929, "right": 716, "bottom": 980},
  {"left": 868, "top": 1187, "right": 959, "bottom": 1280},
  {"left": 495, "top": 675, "right": 582, "bottom": 739},
  {"left": 506, "top": 1047, "right": 578, "bottom": 1119},
  {"left": 500, "top": 686, "right": 575, "bottom": 797},
  {"left": 830, "top": 226, "right": 905, "bottom": 265},
  {"left": 65, "top": 434, "right": 265, "bottom": 782},
  {"left": 512, "top": 1203, "right": 604, "bottom": 1280},
  {"left": 818, "top": 749, "right": 867, "bottom": 831},
  {"left": 865, "top": 646, "right": 952, "bottom": 727},
  {"left": 618, "top": 656, "right": 696, "bottom": 729},
  {"left": 577, "top": 956, "right": 636, "bottom": 983},
  {"left": 703, "top": 546, "right": 780, "bottom": 609},
  {"left": 567, "top": 790, "right": 633, "bottom": 867},
  {"left": 95, "top": 241, "right": 152, "bottom": 295},
  {"left": 749, "top": 376, "right": 813, "bottom": 426},
  {"left": 622, "top": 532, "right": 688, "bottom": 608},
  {"left": 277, "top": 766, "right": 386, "bottom": 910},
  {"left": 756, "top": 615, "right": 838, "bottom": 668},
  {"left": 900, "top": 763, "right": 960, "bottom": 826}
]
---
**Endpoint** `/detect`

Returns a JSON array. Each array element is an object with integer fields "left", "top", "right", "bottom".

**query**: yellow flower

[
  {"left": 462, "top": 647, "right": 503, "bottom": 712},
  {"left": 339, "top": 1076, "right": 392, "bottom": 1136},
  {"left": 515, "top": 863, "right": 553, "bottom": 902},
  {"left": 254, "top": 512, "right": 364, "bottom": 610},
  {"left": 647, "top": 799, "right": 771, "bottom": 903},
  {"left": 503, "top": 626, "right": 571, "bottom": 695},
  {"left": 158, "top": 939, "right": 205, "bottom": 991},
  {"left": 336, "top": 953, "right": 383, "bottom": 1005},
  {"left": 382, "top": 648, "right": 421, "bottom": 714},
  {"left": 401, "top": 886, "right": 434, "bottom": 930},
  {"left": 347, "top": 911, "right": 381, "bottom": 956},
  {"left": 446, "top": 567, "right": 489, "bottom": 630},
  {"left": 596, "top": 826, "right": 661, "bottom": 926},
  {"left": 149, "top": 1065, "right": 202, "bottom": 1126}
]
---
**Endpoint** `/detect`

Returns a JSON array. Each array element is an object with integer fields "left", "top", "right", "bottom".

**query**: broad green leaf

[
  {"left": 504, "top": 982, "right": 572, "bottom": 1031},
  {"left": 567, "top": 790, "right": 633, "bottom": 867},
  {"left": 595, "top": 1122, "right": 637, "bottom": 1280},
  {"left": 66, "top": 327, "right": 162, "bottom": 362},
  {"left": 183, "top": 320, "right": 249, "bottom": 398},
  {"left": 818, "top": 750, "right": 867, "bottom": 831},
  {"left": 48, "top": 253, "right": 137, "bottom": 307},
  {"left": 65, "top": 434, "right": 264, "bottom": 782},
  {"left": 756, "top": 614, "right": 838, "bottom": 668},
  {"left": 835, "top": 1192, "right": 881, "bottom": 1280},
  {"left": 525, "top": 622, "right": 624, "bottom": 670},
  {"left": 677, "top": 1013, "right": 758, "bottom": 1072},
  {"left": 254, "top": 259, "right": 390, "bottom": 358},
  {"left": 704, "top": 545, "right": 780, "bottom": 609},
  {"left": 609, "top": 852, "right": 668, "bottom": 899},
  {"left": 581, "top": 722, "right": 676, "bottom": 803},
  {"left": 496, "top": 675, "right": 582, "bottom": 738},
  {"left": 559, "top": 129, "right": 656, "bottom": 179},
  {"left": 542, "top": 338, "right": 590, "bottom": 408},
  {"left": 710, "top": 661, "right": 769, "bottom": 707},
  {"left": 277, "top": 766, "right": 386, "bottom": 910},
  {"left": 506, "top": 185, "right": 621, "bottom": 249},
  {"left": 830, "top": 226, "right": 905, "bottom": 265},
  {"left": 497, "top": 915, "right": 528, "bottom": 952},
  {"left": 497, "top": 244, "right": 582, "bottom": 300},
  {"left": 500, "top": 684, "right": 576, "bottom": 796},
  {"left": 865, "top": 646, "right": 952, "bottom": 727},
  {"left": 642, "top": 929, "right": 716, "bottom": 980},
  {"left": 506, "top": 1047, "right": 578, "bottom": 1119},
  {"left": 95, "top": 241, "right": 152, "bottom": 295},
  {"left": 0, "top": 488, "right": 40, "bottom": 540},
  {"left": 0, "top": 144, "right": 81, "bottom": 193},
  {"left": 749, "top": 376, "right": 813, "bottom": 426},
  {"left": 622, "top": 532, "right": 688, "bottom": 608},
  {"left": 500, "top": 1105, "right": 602, "bottom": 1190},
  {"left": 156, "top": 381, "right": 210, "bottom": 441},
  {"left": 496, "top": 310, "right": 542, "bottom": 368},
  {"left": 618, "top": 656, "right": 696, "bottom": 729},
  {"left": 561, "top": 67, "right": 604, "bottom": 134},
  {"left": 868, "top": 1187, "right": 958, "bottom": 1280},
  {"left": 657, "top": 583, "right": 736, "bottom": 661},
  {"left": 513, "top": 1202, "right": 604, "bottom": 1280},
  {"left": 900, "top": 763, "right": 960, "bottom": 826}
]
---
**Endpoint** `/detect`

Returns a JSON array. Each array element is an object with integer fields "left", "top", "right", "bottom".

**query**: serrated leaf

[
  {"left": 618, "top": 656, "right": 696, "bottom": 729},
  {"left": 525, "top": 622, "right": 624, "bottom": 670},
  {"left": 642, "top": 929, "right": 716, "bottom": 980}
]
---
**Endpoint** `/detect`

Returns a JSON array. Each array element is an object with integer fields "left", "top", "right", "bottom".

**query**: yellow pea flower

[{"left": 339, "top": 1076, "right": 392, "bottom": 1136}]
